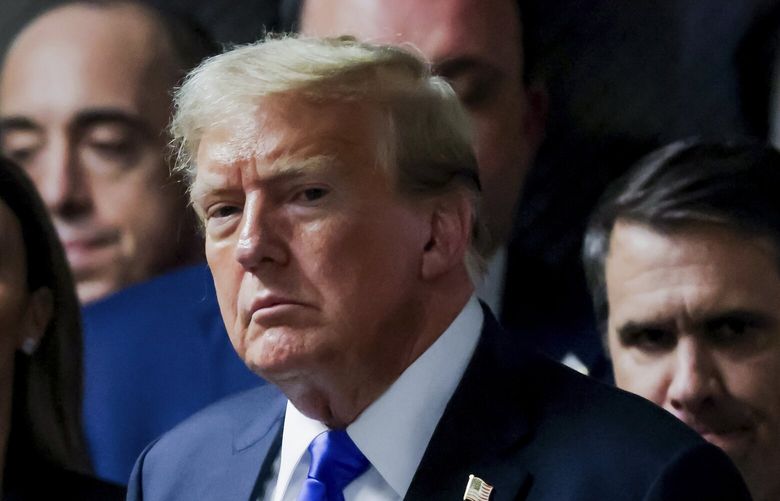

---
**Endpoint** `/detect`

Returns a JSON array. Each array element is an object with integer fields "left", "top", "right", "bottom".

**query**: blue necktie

[{"left": 297, "top": 430, "right": 370, "bottom": 501}]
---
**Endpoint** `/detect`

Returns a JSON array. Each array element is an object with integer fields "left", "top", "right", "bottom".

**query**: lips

[
  {"left": 680, "top": 417, "right": 754, "bottom": 451},
  {"left": 58, "top": 229, "right": 120, "bottom": 272},
  {"left": 246, "top": 294, "right": 308, "bottom": 322}
]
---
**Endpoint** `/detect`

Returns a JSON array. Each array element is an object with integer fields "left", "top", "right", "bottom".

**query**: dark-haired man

[{"left": 584, "top": 140, "right": 780, "bottom": 501}]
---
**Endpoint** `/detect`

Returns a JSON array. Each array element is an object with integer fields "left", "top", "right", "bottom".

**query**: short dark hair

[
  {"left": 279, "top": 0, "right": 538, "bottom": 84},
  {"left": 582, "top": 139, "right": 780, "bottom": 334}
]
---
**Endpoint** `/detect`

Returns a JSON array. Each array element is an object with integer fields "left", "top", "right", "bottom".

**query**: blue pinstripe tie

[{"left": 297, "top": 430, "right": 370, "bottom": 501}]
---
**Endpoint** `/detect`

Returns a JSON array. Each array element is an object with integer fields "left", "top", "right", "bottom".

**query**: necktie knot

[{"left": 298, "top": 430, "right": 370, "bottom": 501}]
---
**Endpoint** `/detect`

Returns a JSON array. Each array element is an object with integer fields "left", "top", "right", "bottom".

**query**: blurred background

[{"left": 2, "top": 0, "right": 775, "bottom": 355}]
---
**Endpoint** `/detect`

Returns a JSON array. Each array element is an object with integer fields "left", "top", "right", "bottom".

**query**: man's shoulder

[
  {"left": 128, "top": 385, "right": 286, "bottom": 500},
  {"left": 480, "top": 310, "right": 703, "bottom": 453},
  {"left": 441, "top": 315, "right": 749, "bottom": 499},
  {"left": 530, "top": 355, "right": 702, "bottom": 447},
  {"left": 511, "top": 356, "right": 747, "bottom": 497},
  {"left": 147, "top": 384, "right": 284, "bottom": 453}
]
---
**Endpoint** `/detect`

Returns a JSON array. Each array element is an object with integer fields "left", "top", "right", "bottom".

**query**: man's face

[
  {"left": 192, "top": 97, "right": 432, "bottom": 410},
  {"left": 606, "top": 221, "right": 780, "bottom": 500},
  {"left": 301, "top": 0, "right": 542, "bottom": 248},
  {"left": 0, "top": 5, "right": 195, "bottom": 303}
]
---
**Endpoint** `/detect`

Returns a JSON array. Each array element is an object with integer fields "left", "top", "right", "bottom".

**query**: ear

[
  {"left": 17, "top": 287, "right": 53, "bottom": 355},
  {"left": 421, "top": 193, "right": 473, "bottom": 280}
]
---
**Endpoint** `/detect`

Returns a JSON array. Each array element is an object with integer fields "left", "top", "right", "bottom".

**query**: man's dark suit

[{"left": 128, "top": 309, "right": 750, "bottom": 500}]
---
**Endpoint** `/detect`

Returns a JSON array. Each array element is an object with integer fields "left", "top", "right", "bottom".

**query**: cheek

[
  {"left": 206, "top": 241, "right": 241, "bottom": 328},
  {"left": 612, "top": 353, "right": 668, "bottom": 405},
  {"left": 91, "top": 157, "right": 172, "bottom": 226},
  {"left": 721, "top": 356, "right": 780, "bottom": 410},
  {"left": 473, "top": 93, "right": 528, "bottom": 168}
]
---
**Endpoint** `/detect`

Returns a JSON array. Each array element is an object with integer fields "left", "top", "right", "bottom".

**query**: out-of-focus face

[
  {"left": 0, "top": 4, "right": 197, "bottom": 304},
  {"left": 192, "top": 97, "right": 433, "bottom": 414},
  {"left": 301, "top": 0, "right": 542, "bottom": 249},
  {"left": 606, "top": 221, "right": 780, "bottom": 501},
  {"left": 0, "top": 199, "right": 49, "bottom": 476}
]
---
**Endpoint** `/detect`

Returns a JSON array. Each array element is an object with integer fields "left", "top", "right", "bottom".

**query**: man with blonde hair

[{"left": 129, "top": 36, "right": 750, "bottom": 501}]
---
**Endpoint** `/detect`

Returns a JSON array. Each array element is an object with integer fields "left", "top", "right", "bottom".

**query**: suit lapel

[
  {"left": 230, "top": 389, "right": 286, "bottom": 500},
  {"left": 404, "top": 307, "right": 535, "bottom": 501}
]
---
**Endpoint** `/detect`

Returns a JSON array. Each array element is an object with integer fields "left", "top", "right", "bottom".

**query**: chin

[
  {"left": 76, "top": 278, "right": 119, "bottom": 304},
  {"left": 243, "top": 346, "right": 310, "bottom": 382}
]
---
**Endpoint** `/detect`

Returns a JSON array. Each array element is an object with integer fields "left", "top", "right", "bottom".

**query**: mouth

[
  {"left": 59, "top": 232, "right": 119, "bottom": 271},
  {"left": 686, "top": 422, "right": 754, "bottom": 451},
  {"left": 247, "top": 295, "right": 308, "bottom": 322}
]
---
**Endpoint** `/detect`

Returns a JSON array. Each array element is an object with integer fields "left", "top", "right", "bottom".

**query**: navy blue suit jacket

[
  {"left": 128, "top": 308, "right": 750, "bottom": 500},
  {"left": 82, "top": 264, "right": 262, "bottom": 484}
]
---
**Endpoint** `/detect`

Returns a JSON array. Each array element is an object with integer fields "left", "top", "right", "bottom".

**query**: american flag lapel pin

[{"left": 463, "top": 474, "right": 494, "bottom": 501}]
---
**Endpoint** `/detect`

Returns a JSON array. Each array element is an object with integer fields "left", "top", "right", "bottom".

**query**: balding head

[{"left": 0, "top": 1, "right": 205, "bottom": 303}]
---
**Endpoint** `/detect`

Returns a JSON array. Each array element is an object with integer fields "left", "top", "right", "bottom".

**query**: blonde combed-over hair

[{"left": 171, "top": 35, "right": 490, "bottom": 275}]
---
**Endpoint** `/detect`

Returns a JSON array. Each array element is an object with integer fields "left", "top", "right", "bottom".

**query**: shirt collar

[
  {"left": 349, "top": 294, "right": 483, "bottom": 496},
  {"left": 274, "top": 295, "right": 484, "bottom": 499}
]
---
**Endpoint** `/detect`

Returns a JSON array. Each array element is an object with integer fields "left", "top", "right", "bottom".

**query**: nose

[
  {"left": 36, "top": 137, "right": 92, "bottom": 218},
  {"left": 235, "top": 196, "right": 288, "bottom": 270},
  {"left": 666, "top": 338, "right": 722, "bottom": 416}
]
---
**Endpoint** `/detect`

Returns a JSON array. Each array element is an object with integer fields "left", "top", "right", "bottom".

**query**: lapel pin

[{"left": 463, "top": 474, "right": 493, "bottom": 501}]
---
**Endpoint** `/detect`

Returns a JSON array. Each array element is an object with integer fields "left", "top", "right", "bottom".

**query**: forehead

[
  {"left": 605, "top": 221, "right": 780, "bottom": 323},
  {"left": 0, "top": 4, "right": 175, "bottom": 120},
  {"left": 301, "top": 0, "right": 522, "bottom": 73},
  {"left": 193, "top": 97, "right": 387, "bottom": 191}
]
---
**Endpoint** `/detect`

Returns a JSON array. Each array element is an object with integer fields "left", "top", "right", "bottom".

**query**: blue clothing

[
  {"left": 82, "top": 263, "right": 262, "bottom": 484},
  {"left": 128, "top": 307, "right": 750, "bottom": 500}
]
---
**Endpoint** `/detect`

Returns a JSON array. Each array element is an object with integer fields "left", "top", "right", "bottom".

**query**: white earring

[{"left": 20, "top": 337, "right": 38, "bottom": 355}]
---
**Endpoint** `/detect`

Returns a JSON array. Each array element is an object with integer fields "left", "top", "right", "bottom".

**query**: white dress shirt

[{"left": 260, "top": 295, "right": 484, "bottom": 501}]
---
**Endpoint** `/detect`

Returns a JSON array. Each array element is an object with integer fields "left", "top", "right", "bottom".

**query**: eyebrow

[
  {"left": 0, "top": 108, "right": 155, "bottom": 139},
  {"left": 71, "top": 108, "right": 156, "bottom": 139},
  {"left": 265, "top": 154, "right": 339, "bottom": 178},
  {"left": 699, "top": 310, "right": 776, "bottom": 331},
  {"left": 190, "top": 154, "right": 340, "bottom": 203},
  {"left": 615, "top": 309, "right": 777, "bottom": 342},
  {"left": 616, "top": 320, "right": 673, "bottom": 343},
  {"left": 0, "top": 116, "right": 40, "bottom": 134}
]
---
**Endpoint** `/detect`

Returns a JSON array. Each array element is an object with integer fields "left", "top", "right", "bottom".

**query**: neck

[{"left": 279, "top": 281, "right": 474, "bottom": 428}]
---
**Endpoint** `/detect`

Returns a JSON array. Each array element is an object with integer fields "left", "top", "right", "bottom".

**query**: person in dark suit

[
  {"left": 285, "top": 0, "right": 608, "bottom": 380},
  {"left": 128, "top": 36, "right": 750, "bottom": 500},
  {"left": 583, "top": 140, "right": 780, "bottom": 501},
  {"left": 0, "top": 156, "right": 124, "bottom": 500}
]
